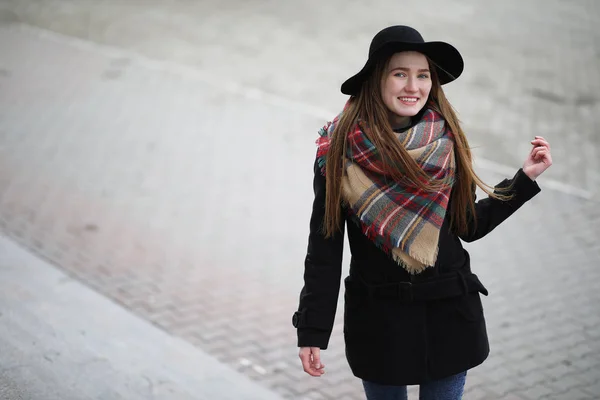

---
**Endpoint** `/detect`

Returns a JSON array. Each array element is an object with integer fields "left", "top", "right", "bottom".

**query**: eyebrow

[{"left": 390, "top": 67, "right": 430, "bottom": 73}]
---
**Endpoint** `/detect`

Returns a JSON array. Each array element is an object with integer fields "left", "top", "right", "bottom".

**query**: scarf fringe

[{"left": 348, "top": 213, "right": 436, "bottom": 275}]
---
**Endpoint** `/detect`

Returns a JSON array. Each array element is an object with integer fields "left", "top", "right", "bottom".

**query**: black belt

[{"left": 344, "top": 271, "right": 488, "bottom": 303}]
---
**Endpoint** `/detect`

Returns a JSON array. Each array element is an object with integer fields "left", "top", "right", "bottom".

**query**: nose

[{"left": 405, "top": 77, "right": 418, "bottom": 93}]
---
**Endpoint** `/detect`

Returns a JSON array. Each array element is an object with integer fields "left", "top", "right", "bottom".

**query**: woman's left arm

[{"left": 459, "top": 136, "right": 552, "bottom": 243}]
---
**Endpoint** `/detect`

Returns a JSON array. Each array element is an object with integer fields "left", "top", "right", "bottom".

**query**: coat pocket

[{"left": 453, "top": 292, "right": 484, "bottom": 322}]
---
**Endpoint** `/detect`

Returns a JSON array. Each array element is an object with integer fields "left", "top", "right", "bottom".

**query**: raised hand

[{"left": 523, "top": 136, "right": 553, "bottom": 180}]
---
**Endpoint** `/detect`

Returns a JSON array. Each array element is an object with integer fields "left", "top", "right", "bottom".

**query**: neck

[{"left": 389, "top": 115, "right": 411, "bottom": 130}]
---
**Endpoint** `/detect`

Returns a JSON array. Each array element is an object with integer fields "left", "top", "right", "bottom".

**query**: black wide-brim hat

[{"left": 341, "top": 25, "right": 464, "bottom": 96}]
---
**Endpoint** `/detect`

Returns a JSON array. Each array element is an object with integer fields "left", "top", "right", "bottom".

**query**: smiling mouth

[{"left": 398, "top": 97, "right": 418, "bottom": 103}]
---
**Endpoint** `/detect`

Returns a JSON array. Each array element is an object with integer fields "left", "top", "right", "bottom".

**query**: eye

[
  {"left": 394, "top": 72, "right": 406, "bottom": 78},
  {"left": 418, "top": 74, "right": 430, "bottom": 79}
]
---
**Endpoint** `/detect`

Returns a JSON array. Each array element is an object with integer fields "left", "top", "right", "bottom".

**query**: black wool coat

[{"left": 293, "top": 160, "right": 541, "bottom": 385}]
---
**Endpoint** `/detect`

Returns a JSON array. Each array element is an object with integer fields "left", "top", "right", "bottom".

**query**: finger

[
  {"left": 533, "top": 144, "right": 551, "bottom": 155},
  {"left": 537, "top": 152, "right": 552, "bottom": 168},
  {"left": 540, "top": 151, "right": 551, "bottom": 161},
  {"left": 534, "top": 150, "right": 549, "bottom": 161},
  {"left": 300, "top": 349, "right": 324, "bottom": 377},
  {"left": 531, "top": 140, "right": 550, "bottom": 148},
  {"left": 533, "top": 148, "right": 546, "bottom": 156},
  {"left": 529, "top": 145, "right": 537, "bottom": 156},
  {"left": 300, "top": 353, "right": 321, "bottom": 377},
  {"left": 311, "top": 348, "right": 322, "bottom": 369},
  {"left": 310, "top": 349, "right": 325, "bottom": 375},
  {"left": 531, "top": 147, "right": 545, "bottom": 158},
  {"left": 529, "top": 144, "right": 547, "bottom": 158},
  {"left": 531, "top": 139, "right": 551, "bottom": 150}
]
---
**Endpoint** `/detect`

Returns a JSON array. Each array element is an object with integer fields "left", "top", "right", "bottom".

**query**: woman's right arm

[{"left": 293, "top": 159, "right": 346, "bottom": 350}]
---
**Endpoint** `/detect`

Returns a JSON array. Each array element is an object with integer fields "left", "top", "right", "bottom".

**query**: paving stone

[
  {"left": 0, "top": 234, "right": 283, "bottom": 400},
  {"left": 544, "top": 388, "right": 597, "bottom": 400},
  {"left": 582, "top": 381, "right": 600, "bottom": 398},
  {"left": 464, "top": 386, "right": 498, "bottom": 400},
  {"left": 516, "top": 384, "right": 557, "bottom": 400}
]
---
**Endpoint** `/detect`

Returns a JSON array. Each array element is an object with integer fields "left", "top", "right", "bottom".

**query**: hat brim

[{"left": 340, "top": 41, "right": 464, "bottom": 96}]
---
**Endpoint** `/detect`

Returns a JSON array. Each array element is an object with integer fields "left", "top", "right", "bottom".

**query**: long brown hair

[{"left": 323, "top": 54, "right": 511, "bottom": 237}]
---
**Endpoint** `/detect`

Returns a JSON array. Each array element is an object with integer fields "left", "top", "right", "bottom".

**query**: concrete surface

[
  {"left": 1, "top": 0, "right": 599, "bottom": 195},
  {"left": 0, "top": 233, "right": 284, "bottom": 400}
]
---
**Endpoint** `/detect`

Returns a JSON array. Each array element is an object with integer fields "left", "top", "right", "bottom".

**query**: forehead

[{"left": 387, "top": 51, "right": 429, "bottom": 69}]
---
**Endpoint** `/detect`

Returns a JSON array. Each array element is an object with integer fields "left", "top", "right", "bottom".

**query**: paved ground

[
  {"left": 0, "top": 233, "right": 284, "bottom": 400},
  {"left": 1, "top": 0, "right": 599, "bottom": 195},
  {"left": 0, "top": 1, "right": 600, "bottom": 399}
]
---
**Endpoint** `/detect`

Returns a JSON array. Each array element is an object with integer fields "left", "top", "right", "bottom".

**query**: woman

[{"left": 292, "top": 26, "right": 552, "bottom": 399}]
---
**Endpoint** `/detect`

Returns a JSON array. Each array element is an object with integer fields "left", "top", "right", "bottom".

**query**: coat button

[{"left": 292, "top": 312, "right": 300, "bottom": 327}]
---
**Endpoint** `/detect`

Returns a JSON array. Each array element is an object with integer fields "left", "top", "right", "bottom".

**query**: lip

[{"left": 398, "top": 97, "right": 419, "bottom": 106}]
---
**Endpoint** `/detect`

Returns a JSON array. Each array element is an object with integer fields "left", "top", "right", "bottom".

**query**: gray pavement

[
  {"left": 1, "top": 0, "right": 599, "bottom": 195},
  {"left": 0, "top": 1, "right": 600, "bottom": 399},
  {"left": 0, "top": 233, "right": 284, "bottom": 400}
]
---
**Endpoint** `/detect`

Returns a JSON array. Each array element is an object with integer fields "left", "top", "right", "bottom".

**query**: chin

[{"left": 395, "top": 108, "right": 420, "bottom": 117}]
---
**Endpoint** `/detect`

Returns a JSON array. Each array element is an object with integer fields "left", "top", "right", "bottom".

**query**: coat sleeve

[
  {"left": 459, "top": 168, "right": 541, "bottom": 243},
  {"left": 292, "top": 159, "right": 345, "bottom": 349}
]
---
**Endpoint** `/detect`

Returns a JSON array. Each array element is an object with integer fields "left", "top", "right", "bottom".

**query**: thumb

[{"left": 311, "top": 347, "right": 322, "bottom": 368}]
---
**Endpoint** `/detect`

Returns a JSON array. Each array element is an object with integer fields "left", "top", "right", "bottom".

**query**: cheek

[
  {"left": 382, "top": 94, "right": 395, "bottom": 111},
  {"left": 382, "top": 80, "right": 393, "bottom": 98},
  {"left": 421, "top": 84, "right": 432, "bottom": 98},
  {"left": 382, "top": 83, "right": 396, "bottom": 104}
]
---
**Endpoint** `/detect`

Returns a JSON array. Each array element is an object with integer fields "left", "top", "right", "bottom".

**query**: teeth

[{"left": 399, "top": 97, "right": 417, "bottom": 102}]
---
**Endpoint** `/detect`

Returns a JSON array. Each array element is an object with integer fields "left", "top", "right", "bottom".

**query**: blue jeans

[{"left": 362, "top": 371, "right": 467, "bottom": 400}]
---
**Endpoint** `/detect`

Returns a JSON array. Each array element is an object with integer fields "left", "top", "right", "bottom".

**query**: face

[{"left": 380, "top": 51, "right": 432, "bottom": 128}]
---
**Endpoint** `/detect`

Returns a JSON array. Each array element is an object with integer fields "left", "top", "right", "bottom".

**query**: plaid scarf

[{"left": 316, "top": 106, "right": 456, "bottom": 274}]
